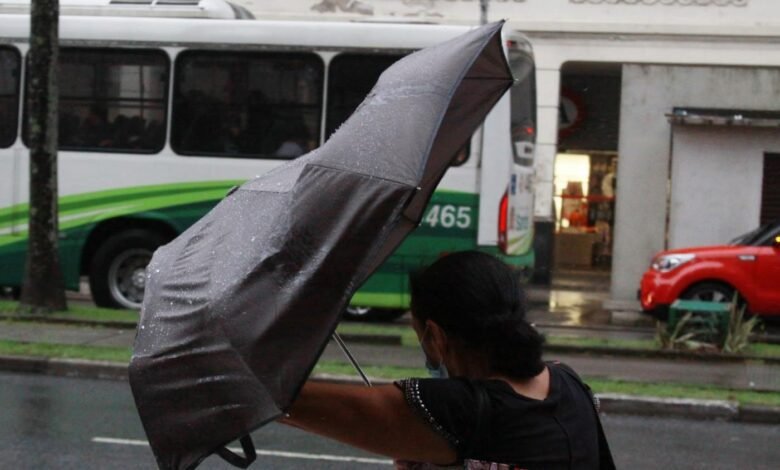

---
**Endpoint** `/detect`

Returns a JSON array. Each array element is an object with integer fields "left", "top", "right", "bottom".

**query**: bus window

[
  {"left": 327, "top": 52, "right": 471, "bottom": 166},
  {"left": 509, "top": 49, "right": 536, "bottom": 167},
  {"left": 172, "top": 51, "right": 323, "bottom": 159},
  {"left": 325, "top": 53, "right": 403, "bottom": 139},
  {"left": 0, "top": 47, "right": 20, "bottom": 148},
  {"left": 23, "top": 48, "right": 169, "bottom": 153}
]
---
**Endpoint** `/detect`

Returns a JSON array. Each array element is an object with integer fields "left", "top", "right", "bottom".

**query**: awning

[{"left": 667, "top": 107, "right": 780, "bottom": 128}]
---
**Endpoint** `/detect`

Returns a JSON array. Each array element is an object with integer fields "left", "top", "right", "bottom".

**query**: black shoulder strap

[
  {"left": 553, "top": 363, "right": 616, "bottom": 470},
  {"left": 464, "top": 381, "right": 492, "bottom": 459},
  {"left": 216, "top": 435, "right": 257, "bottom": 469}
]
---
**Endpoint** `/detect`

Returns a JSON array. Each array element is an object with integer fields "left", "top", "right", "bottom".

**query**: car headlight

[{"left": 651, "top": 254, "right": 696, "bottom": 272}]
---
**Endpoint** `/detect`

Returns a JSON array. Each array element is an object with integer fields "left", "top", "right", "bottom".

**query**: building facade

[{"left": 239, "top": 0, "right": 780, "bottom": 306}]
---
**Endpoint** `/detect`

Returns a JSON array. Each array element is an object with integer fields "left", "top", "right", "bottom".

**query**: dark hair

[{"left": 410, "top": 251, "right": 545, "bottom": 379}]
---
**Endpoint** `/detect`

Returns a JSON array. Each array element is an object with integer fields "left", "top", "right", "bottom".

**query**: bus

[{"left": 0, "top": 2, "right": 537, "bottom": 321}]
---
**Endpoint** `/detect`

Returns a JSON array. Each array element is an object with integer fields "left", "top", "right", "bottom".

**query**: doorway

[
  {"left": 762, "top": 153, "right": 780, "bottom": 225},
  {"left": 553, "top": 62, "right": 622, "bottom": 288}
]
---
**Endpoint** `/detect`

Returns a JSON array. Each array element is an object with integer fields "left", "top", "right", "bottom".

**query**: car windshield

[{"left": 730, "top": 221, "right": 780, "bottom": 246}]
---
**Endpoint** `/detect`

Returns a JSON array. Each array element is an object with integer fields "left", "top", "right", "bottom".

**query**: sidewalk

[{"left": 1, "top": 320, "right": 778, "bottom": 393}]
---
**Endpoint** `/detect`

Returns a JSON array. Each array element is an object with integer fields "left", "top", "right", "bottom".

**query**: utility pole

[{"left": 20, "top": 0, "right": 67, "bottom": 313}]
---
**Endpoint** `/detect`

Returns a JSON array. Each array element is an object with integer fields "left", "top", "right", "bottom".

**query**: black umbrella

[{"left": 130, "top": 21, "right": 514, "bottom": 470}]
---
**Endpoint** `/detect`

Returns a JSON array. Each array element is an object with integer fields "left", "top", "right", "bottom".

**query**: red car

[{"left": 640, "top": 221, "right": 780, "bottom": 318}]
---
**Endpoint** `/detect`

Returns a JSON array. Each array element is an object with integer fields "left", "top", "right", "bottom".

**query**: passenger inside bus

[{"left": 79, "top": 105, "right": 113, "bottom": 147}]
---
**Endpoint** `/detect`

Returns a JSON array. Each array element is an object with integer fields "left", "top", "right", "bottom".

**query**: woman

[{"left": 281, "top": 251, "right": 613, "bottom": 469}]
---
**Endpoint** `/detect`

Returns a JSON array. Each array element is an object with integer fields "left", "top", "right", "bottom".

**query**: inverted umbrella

[{"left": 130, "top": 21, "right": 513, "bottom": 470}]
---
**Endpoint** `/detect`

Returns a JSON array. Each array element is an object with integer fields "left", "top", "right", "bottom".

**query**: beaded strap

[{"left": 395, "top": 379, "right": 460, "bottom": 448}]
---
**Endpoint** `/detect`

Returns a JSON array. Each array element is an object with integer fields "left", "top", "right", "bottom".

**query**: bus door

[
  {"left": 477, "top": 94, "right": 511, "bottom": 249},
  {"left": 477, "top": 41, "right": 536, "bottom": 257},
  {"left": 0, "top": 45, "right": 22, "bottom": 235},
  {"left": 477, "top": 92, "right": 534, "bottom": 256}
]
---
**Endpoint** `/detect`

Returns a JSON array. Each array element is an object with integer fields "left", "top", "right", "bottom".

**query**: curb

[
  {"left": 0, "top": 315, "right": 403, "bottom": 346},
  {"left": 0, "top": 314, "right": 137, "bottom": 330},
  {"left": 4, "top": 356, "right": 772, "bottom": 424},
  {"left": 3, "top": 311, "right": 778, "bottom": 352},
  {"left": 2, "top": 311, "right": 777, "bottom": 364},
  {"left": 596, "top": 393, "right": 740, "bottom": 421},
  {"left": 543, "top": 343, "right": 780, "bottom": 365},
  {"left": 0, "top": 354, "right": 128, "bottom": 381}
]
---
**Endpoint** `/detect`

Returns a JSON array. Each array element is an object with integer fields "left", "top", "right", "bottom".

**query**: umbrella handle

[
  {"left": 216, "top": 435, "right": 256, "bottom": 468},
  {"left": 332, "top": 332, "right": 372, "bottom": 387}
]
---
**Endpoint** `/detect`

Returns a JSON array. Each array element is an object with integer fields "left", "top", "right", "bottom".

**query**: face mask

[
  {"left": 421, "top": 325, "right": 449, "bottom": 379},
  {"left": 425, "top": 357, "right": 449, "bottom": 379}
]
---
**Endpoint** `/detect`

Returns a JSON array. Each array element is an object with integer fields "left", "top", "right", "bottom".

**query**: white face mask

[
  {"left": 425, "top": 357, "right": 449, "bottom": 379},
  {"left": 421, "top": 325, "right": 449, "bottom": 379}
]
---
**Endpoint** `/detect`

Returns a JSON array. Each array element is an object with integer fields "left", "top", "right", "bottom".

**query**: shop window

[
  {"left": 172, "top": 51, "right": 323, "bottom": 159},
  {"left": 554, "top": 152, "right": 616, "bottom": 268}
]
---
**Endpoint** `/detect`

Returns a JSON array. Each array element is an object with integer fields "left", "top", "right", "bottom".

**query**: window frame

[
  {"left": 0, "top": 45, "right": 22, "bottom": 149},
  {"left": 324, "top": 52, "right": 404, "bottom": 139},
  {"left": 170, "top": 49, "right": 325, "bottom": 160},
  {"left": 22, "top": 46, "right": 170, "bottom": 154}
]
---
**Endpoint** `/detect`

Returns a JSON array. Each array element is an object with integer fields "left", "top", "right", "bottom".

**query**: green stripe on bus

[
  {"left": 0, "top": 180, "right": 241, "bottom": 230},
  {"left": 0, "top": 183, "right": 534, "bottom": 309},
  {"left": 350, "top": 291, "right": 410, "bottom": 309}
]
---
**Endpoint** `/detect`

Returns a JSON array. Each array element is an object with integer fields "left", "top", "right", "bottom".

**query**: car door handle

[{"left": 738, "top": 255, "right": 756, "bottom": 262}]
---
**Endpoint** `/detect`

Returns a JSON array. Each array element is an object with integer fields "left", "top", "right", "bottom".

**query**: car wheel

[
  {"left": 89, "top": 229, "right": 166, "bottom": 310},
  {"left": 343, "top": 306, "right": 406, "bottom": 322},
  {"left": 681, "top": 282, "right": 735, "bottom": 304}
]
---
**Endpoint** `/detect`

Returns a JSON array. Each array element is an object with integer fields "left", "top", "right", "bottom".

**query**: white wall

[
  {"left": 238, "top": 0, "right": 780, "bottom": 36},
  {"left": 612, "top": 65, "right": 780, "bottom": 302},
  {"left": 669, "top": 127, "right": 780, "bottom": 248}
]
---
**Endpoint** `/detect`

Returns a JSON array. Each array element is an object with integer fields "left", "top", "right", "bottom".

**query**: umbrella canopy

[{"left": 129, "top": 21, "right": 513, "bottom": 470}]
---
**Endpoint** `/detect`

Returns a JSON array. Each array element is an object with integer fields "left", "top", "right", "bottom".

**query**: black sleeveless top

[{"left": 395, "top": 363, "right": 601, "bottom": 469}]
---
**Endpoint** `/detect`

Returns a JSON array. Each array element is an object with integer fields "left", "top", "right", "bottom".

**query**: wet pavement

[
  {"left": 3, "top": 372, "right": 779, "bottom": 470},
  {"left": 526, "top": 269, "right": 618, "bottom": 327}
]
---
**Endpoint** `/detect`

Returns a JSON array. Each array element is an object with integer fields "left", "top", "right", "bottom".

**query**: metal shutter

[{"left": 761, "top": 153, "right": 780, "bottom": 225}]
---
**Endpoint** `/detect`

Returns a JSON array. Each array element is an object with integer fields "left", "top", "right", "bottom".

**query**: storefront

[{"left": 553, "top": 63, "right": 620, "bottom": 272}]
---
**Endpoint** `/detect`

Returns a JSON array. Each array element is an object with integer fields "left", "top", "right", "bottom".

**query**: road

[{"left": 1, "top": 373, "right": 778, "bottom": 469}]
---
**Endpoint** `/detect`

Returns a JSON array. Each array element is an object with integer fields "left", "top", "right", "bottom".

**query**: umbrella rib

[{"left": 332, "top": 332, "right": 372, "bottom": 387}]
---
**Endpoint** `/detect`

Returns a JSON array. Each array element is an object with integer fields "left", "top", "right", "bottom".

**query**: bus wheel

[
  {"left": 89, "top": 229, "right": 166, "bottom": 310},
  {"left": 1, "top": 286, "right": 21, "bottom": 300},
  {"left": 343, "top": 306, "right": 406, "bottom": 322}
]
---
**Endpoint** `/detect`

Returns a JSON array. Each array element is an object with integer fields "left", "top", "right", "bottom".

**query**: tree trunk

[{"left": 19, "top": 0, "right": 67, "bottom": 314}]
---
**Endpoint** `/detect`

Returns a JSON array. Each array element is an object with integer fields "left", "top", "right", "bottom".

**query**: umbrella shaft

[{"left": 332, "top": 332, "right": 372, "bottom": 387}]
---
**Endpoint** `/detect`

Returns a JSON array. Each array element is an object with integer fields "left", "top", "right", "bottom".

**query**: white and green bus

[{"left": 0, "top": 1, "right": 536, "bottom": 320}]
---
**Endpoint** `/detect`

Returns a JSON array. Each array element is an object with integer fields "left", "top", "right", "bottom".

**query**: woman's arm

[{"left": 280, "top": 380, "right": 458, "bottom": 465}]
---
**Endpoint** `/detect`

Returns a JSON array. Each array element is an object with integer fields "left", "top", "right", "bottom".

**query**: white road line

[{"left": 92, "top": 437, "right": 393, "bottom": 465}]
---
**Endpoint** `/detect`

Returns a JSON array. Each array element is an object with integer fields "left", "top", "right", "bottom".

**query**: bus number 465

[{"left": 423, "top": 205, "right": 472, "bottom": 229}]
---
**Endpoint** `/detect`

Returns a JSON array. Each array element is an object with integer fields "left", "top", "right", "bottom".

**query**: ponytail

[{"left": 410, "top": 251, "right": 545, "bottom": 379}]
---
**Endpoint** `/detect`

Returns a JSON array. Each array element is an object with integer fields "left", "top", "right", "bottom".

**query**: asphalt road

[{"left": 1, "top": 372, "right": 779, "bottom": 469}]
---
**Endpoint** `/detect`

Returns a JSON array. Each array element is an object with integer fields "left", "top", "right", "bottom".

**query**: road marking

[{"left": 92, "top": 437, "right": 393, "bottom": 465}]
